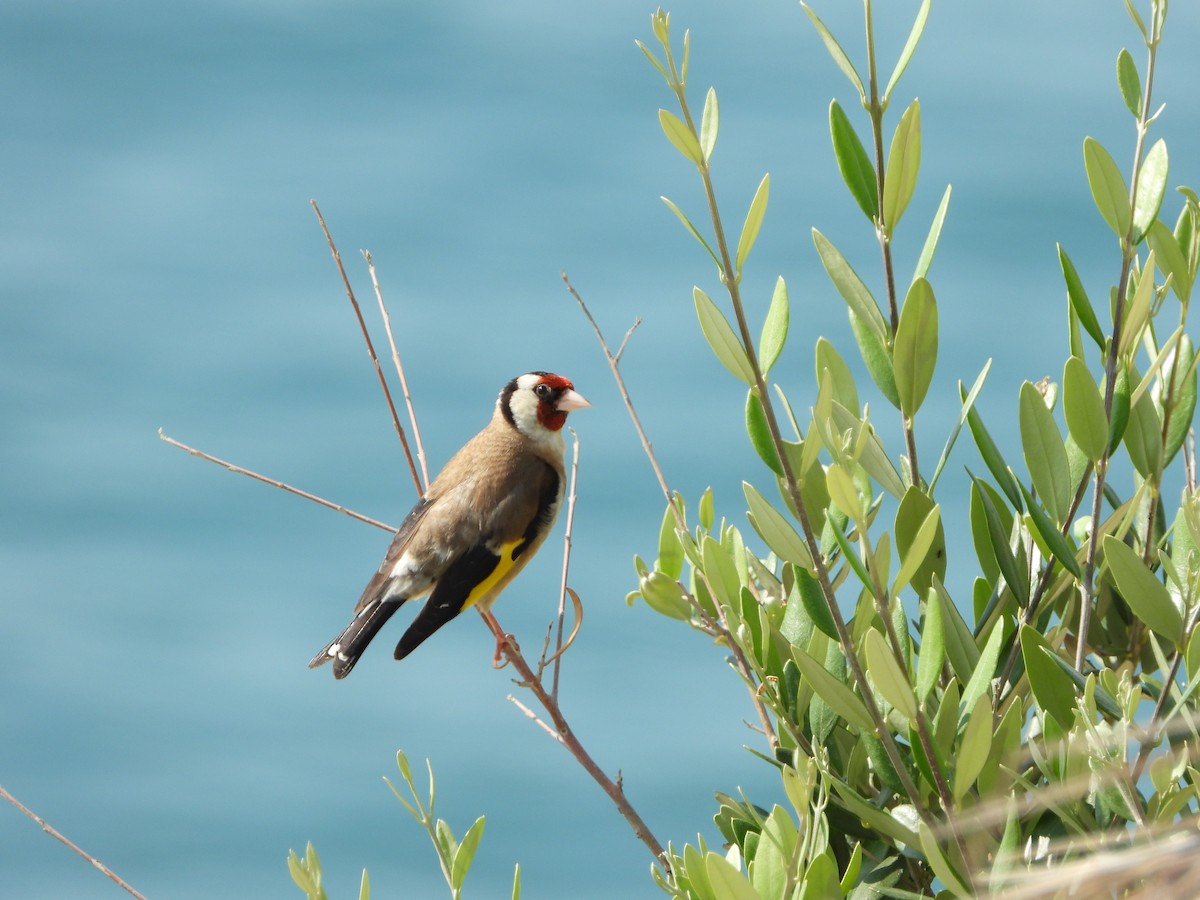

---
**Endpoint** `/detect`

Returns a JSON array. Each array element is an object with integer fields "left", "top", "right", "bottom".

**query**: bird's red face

[{"left": 531, "top": 373, "right": 590, "bottom": 432}]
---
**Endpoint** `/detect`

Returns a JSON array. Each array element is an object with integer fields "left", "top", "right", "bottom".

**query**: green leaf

[
  {"left": 743, "top": 481, "right": 813, "bottom": 570},
  {"left": 954, "top": 695, "right": 993, "bottom": 801},
  {"left": 932, "top": 578, "right": 980, "bottom": 685},
  {"left": 829, "top": 401, "right": 907, "bottom": 499},
  {"left": 661, "top": 196, "right": 721, "bottom": 270},
  {"left": 814, "top": 337, "right": 859, "bottom": 413},
  {"left": 1103, "top": 535, "right": 1183, "bottom": 643},
  {"left": 916, "top": 586, "right": 945, "bottom": 702},
  {"left": 1063, "top": 355, "right": 1108, "bottom": 462},
  {"left": 829, "top": 99, "right": 878, "bottom": 221},
  {"left": 700, "top": 86, "right": 719, "bottom": 163},
  {"left": 359, "top": 868, "right": 370, "bottom": 900},
  {"left": 970, "top": 474, "right": 1028, "bottom": 607},
  {"left": 1017, "top": 479, "right": 1083, "bottom": 580},
  {"left": 812, "top": 229, "right": 888, "bottom": 340},
  {"left": 1020, "top": 627, "right": 1078, "bottom": 730},
  {"left": 883, "top": 0, "right": 931, "bottom": 103},
  {"left": 1124, "top": 0, "right": 1148, "bottom": 38},
  {"left": 883, "top": 99, "right": 921, "bottom": 233},
  {"left": 658, "top": 108, "right": 703, "bottom": 166},
  {"left": 639, "top": 570, "right": 692, "bottom": 620},
  {"left": 1084, "top": 137, "right": 1132, "bottom": 238},
  {"left": 893, "top": 277, "right": 938, "bottom": 417},
  {"left": 511, "top": 863, "right": 521, "bottom": 900},
  {"left": 702, "top": 534, "right": 741, "bottom": 613},
  {"left": 960, "top": 621, "right": 1005, "bottom": 724},
  {"left": 636, "top": 40, "right": 670, "bottom": 86},
  {"left": 1116, "top": 48, "right": 1142, "bottom": 118},
  {"left": 736, "top": 174, "right": 771, "bottom": 274},
  {"left": 792, "top": 645, "right": 874, "bottom": 732},
  {"left": 759, "top": 276, "right": 789, "bottom": 373},
  {"left": 849, "top": 309, "right": 901, "bottom": 409},
  {"left": 1125, "top": 385, "right": 1163, "bottom": 478},
  {"left": 1109, "top": 361, "right": 1132, "bottom": 453},
  {"left": 895, "top": 487, "right": 946, "bottom": 596},
  {"left": 694, "top": 287, "right": 754, "bottom": 384},
  {"left": 657, "top": 500, "right": 684, "bottom": 580},
  {"left": 792, "top": 563, "right": 839, "bottom": 641},
  {"left": 800, "top": 3, "right": 865, "bottom": 103},
  {"left": 1133, "top": 138, "right": 1169, "bottom": 242},
  {"left": 913, "top": 183, "right": 952, "bottom": 281},
  {"left": 965, "top": 403, "right": 1024, "bottom": 512},
  {"left": 1164, "top": 335, "right": 1198, "bottom": 464},
  {"left": 704, "top": 851, "right": 759, "bottom": 900},
  {"left": 1120, "top": 251, "right": 1158, "bottom": 359},
  {"left": 1019, "top": 380, "right": 1071, "bottom": 525},
  {"left": 450, "top": 817, "right": 486, "bottom": 892},
  {"left": 1148, "top": 219, "right": 1193, "bottom": 304},
  {"left": 1058, "top": 244, "right": 1106, "bottom": 350},
  {"left": 864, "top": 628, "right": 917, "bottom": 721},
  {"left": 745, "top": 391, "right": 782, "bottom": 476},
  {"left": 750, "top": 806, "right": 796, "bottom": 900}
]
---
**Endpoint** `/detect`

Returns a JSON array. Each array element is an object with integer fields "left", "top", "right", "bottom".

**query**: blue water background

[{"left": 3, "top": 1, "right": 1199, "bottom": 897}]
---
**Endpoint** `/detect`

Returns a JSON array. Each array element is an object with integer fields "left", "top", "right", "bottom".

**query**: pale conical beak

[{"left": 556, "top": 389, "right": 591, "bottom": 412}]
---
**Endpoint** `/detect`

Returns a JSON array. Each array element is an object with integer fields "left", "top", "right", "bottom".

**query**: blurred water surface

[{"left": 2, "top": 2, "right": 1198, "bottom": 897}]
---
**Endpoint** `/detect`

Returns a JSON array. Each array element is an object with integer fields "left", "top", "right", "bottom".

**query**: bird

[{"left": 309, "top": 371, "right": 590, "bottom": 678}]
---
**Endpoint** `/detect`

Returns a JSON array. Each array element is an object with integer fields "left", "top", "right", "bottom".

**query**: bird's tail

[{"left": 308, "top": 599, "right": 402, "bottom": 679}]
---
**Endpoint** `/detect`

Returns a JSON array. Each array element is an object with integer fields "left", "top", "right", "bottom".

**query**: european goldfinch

[{"left": 309, "top": 372, "right": 590, "bottom": 678}]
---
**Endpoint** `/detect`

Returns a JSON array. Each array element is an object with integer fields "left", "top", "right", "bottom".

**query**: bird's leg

[{"left": 479, "top": 608, "right": 519, "bottom": 668}]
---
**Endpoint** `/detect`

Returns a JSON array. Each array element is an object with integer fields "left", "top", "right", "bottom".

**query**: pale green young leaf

[
  {"left": 359, "top": 868, "right": 370, "bottom": 900},
  {"left": 893, "top": 503, "right": 942, "bottom": 597},
  {"left": 1083, "top": 137, "right": 1132, "bottom": 238},
  {"left": 849, "top": 309, "right": 901, "bottom": 410},
  {"left": 815, "top": 337, "right": 859, "bottom": 413},
  {"left": 812, "top": 229, "right": 888, "bottom": 341},
  {"left": 895, "top": 486, "right": 946, "bottom": 595},
  {"left": 511, "top": 864, "right": 521, "bottom": 900},
  {"left": 913, "top": 184, "right": 952, "bottom": 281},
  {"left": 759, "top": 276, "right": 788, "bottom": 373},
  {"left": 883, "top": 99, "right": 921, "bottom": 233},
  {"left": 694, "top": 287, "right": 754, "bottom": 384},
  {"left": 736, "top": 173, "right": 770, "bottom": 275},
  {"left": 1133, "top": 138, "right": 1169, "bottom": 241},
  {"left": 1116, "top": 48, "right": 1142, "bottom": 118},
  {"left": 701, "top": 534, "right": 741, "bottom": 612},
  {"left": 825, "top": 463, "right": 860, "bottom": 522},
  {"left": 1063, "top": 355, "right": 1108, "bottom": 462},
  {"left": 700, "top": 86, "right": 719, "bottom": 162},
  {"left": 450, "top": 817, "right": 486, "bottom": 892},
  {"left": 800, "top": 3, "right": 866, "bottom": 103},
  {"left": 1058, "top": 244, "right": 1106, "bottom": 350},
  {"left": 704, "top": 852, "right": 759, "bottom": 900},
  {"left": 744, "top": 482, "right": 813, "bottom": 570},
  {"left": 1124, "top": 0, "right": 1148, "bottom": 38},
  {"left": 864, "top": 627, "right": 917, "bottom": 721},
  {"left": 829, "top": 402, "right": 907, "bottom": 499},
  {"left": 661, "top": 196, "right": 721, "bottom": 269},
  {"left": 1018, "top": 381, "right": 1071, "bottom": 525},
  {"left": 636, "top": 41, "right": 671, "bottom": 86},
  {"left": 792, "top": 645, "right": 874, "bottom": 732},
  {"left": 892, "top": 277, "right": 938, "bottom": 417},
  {"left": 883, "top": 0, "right": 931, "bottom": 103},
  {"left": 658, "top": 108, "right": 703, "bottom": 166},
  {"left": 829, "top": 99, "right": 878, "bottom": 220},
  {"left": 1119, "top": 250, "right": 1157, "bottom": 358},
  {"left": 1103, "top": 535, "right": 1183, "bottom": 643}
]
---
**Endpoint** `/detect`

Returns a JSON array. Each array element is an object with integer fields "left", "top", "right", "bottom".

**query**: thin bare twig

[
  {"left": 159, "top": 430, "right": 396, "bottom": 533},
  {"left": 480, "top": 614, "right": 668, "bottom": 869},
  {"left": 0, "top": 783, "right": 147, "bottom": 900},
  {"left": 363, "top": 250, "right": 429, "bottom": 491},
  {"left": 551, "top": 430, "right": 583, "bottom": 699},
  {"left": 562, "top": 272, "right": 780, "bottom": 752},
  {"left": 310, "top": 200, "right": 423, "bottom": 497}
]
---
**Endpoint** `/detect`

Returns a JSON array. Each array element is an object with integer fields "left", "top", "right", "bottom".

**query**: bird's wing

[{"left": 352, "top": 497, "right": 436, "bottom": 613}]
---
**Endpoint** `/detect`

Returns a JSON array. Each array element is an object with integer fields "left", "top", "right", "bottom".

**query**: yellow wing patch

[{"left": 461, "top": 538, "right": 525, "bottom": 611}]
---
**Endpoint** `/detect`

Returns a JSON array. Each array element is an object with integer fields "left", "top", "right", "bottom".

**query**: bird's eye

[{"left": 534, "top": 383, "right": 552, "bottom": 398}]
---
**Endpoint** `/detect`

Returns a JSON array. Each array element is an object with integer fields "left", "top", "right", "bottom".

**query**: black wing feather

[{"left": 392, "top": 543, "right": 502, "bottom": 660}]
